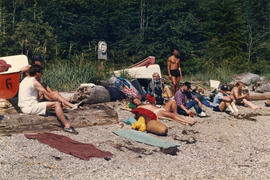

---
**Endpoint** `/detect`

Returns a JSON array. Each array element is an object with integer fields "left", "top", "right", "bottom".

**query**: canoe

[
  {"left": 128, "top": 56, "right": 155, "bottom": 68},
  {"left": 114, "top": 64, "right": 162, "bottom": 79},
  {"left": 0, "top": 55, "right": 29, "bottom": 99}
]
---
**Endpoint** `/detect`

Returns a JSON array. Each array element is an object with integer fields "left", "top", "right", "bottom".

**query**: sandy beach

[{"left": 0, "top": 100, "right": 270, "bottom": 180}]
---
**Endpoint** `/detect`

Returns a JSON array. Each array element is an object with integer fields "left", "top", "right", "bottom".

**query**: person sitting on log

[
  {"left": 21, "top": 55, "right": 80, "bottom": 110},
  {"left": 18, "top": 65, "right": 78, "bottom": 134},
  {"left": 132, "top": 97, "right": 195, "bottom": 125},
  {"left": 146, "top": 72, "right": 172, "bottom": 105},
  {"left": 213, "top": 85, "right": 238, "bottom": 114},
  {"left": 231, "top": 81, "right": 260, "bottom": 109}
]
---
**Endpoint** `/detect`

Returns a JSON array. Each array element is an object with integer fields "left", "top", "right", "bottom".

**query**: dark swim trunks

[
  {"left": 170, "top": 69, "right": 180, "bottom": 77},
  {"left": 213, "top": 106, "right": 221, "bottom": 112}
]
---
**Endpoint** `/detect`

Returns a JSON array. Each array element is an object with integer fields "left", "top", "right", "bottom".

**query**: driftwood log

[
  {"left": 0, "top": 103, "right": 118, "bottom": 135},
  {"left": 70, "top": 85, "right": 111, "bottom": 104},
  {"left": 247, "top": 92, "right": 270, "bottom": 101}
]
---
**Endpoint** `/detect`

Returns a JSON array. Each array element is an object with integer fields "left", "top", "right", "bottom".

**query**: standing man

[
  {"left": 174, "top": 81, "right": 207, "bottom": 117},
  {"left": 167, "top": 49, "right": 183, "bottom": 95},
  {"left": 18, "top": 65, "right": 78, "bottom": 134}
]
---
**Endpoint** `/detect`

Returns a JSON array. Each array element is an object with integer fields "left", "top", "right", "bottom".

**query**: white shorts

[{"left": 21, "top": 102, "right": 47, "bottom": 115}]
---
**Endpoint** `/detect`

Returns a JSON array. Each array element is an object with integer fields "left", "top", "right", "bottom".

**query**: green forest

[{"left": 0, "top": 0, "right": 270, "bottom": 90}]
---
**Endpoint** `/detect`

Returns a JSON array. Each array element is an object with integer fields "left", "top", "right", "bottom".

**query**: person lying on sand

[
  {"left": 18, "top": 65, "right": 78, "bottom": 134},
  {"left": 132, "top": 98, "right": 195, "bottom": 125},
  {"left": 213, "top": 85, "right": 238, "bottom": 114},
  {"left": 231, "top": 81, "right": 260, "bottom": 110},
  {"left": 21, "top": 55, "right": 80, "bottom": 110}
]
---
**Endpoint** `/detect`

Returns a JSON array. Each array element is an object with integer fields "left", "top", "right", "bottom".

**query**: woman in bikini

[
  {"left": 167, "top": 49, "right": 183, "bottom": 95},
  {"left": 132, "top": 98, "right": 195, "bottom": 125}
]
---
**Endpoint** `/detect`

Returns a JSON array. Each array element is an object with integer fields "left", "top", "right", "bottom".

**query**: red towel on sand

[
  {"left": 25, "top": 133, "right": 113, "bottom": 160},
  {"left": 131, "top": 107, "right": 157, "bottom": 123}
]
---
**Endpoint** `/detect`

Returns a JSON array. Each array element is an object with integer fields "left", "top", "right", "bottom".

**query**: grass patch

[
  {"left": 42, "top": 59, "right": 112, "bottom": 92},
  {"left": 183, "top": 67, "right": 233, "bottom": 85}
]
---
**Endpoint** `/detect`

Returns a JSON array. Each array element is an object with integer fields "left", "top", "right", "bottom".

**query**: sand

[{"left": 0, "top": 100, "right": 270, "bottom": 180}]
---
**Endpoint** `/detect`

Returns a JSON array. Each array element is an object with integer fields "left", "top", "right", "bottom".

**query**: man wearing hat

[
  {"left": 213, "top": 85, "right": 238, "bottom": 113},
  {"left": 174, "top": 81, "right": 206, "bottom": 117}
]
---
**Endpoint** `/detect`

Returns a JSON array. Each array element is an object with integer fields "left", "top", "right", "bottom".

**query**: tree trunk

[
  {"left": 247, "top": 92, "right": 270, "bottom": 101},
  {"left": 0, "top": 103, "right": 118, "bottom": 135},
  {"left": 247, "top": 24, "right": 253, "bottom": 65}
]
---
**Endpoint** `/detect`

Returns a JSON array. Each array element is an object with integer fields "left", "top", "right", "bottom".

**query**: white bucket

[{"left": 210, "top": 80, "right": 220, "bottom": 89}]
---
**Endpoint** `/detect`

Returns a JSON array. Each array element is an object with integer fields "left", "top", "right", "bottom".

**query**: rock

[
  {"left": 255, "top": 83, "right": 270, "bottom": 93},
  {"left": 231, "top": 73, "right": 263, "bottom": 85},
  {"left": 0, "top": 103, "right": 118, "bottom": 135}
]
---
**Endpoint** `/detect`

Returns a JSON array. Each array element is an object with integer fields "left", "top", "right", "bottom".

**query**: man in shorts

[
  {"left": 213, "top": 85, "right": 238, "bottom": 114},
  {"left": 21, "top": 55, "right": 80, "bottom": 110},
  {"left": 231, "top": 81, "right": 260, "bottom": 109},
  {"left": 167, "top": 49, "right": 183, "bottom": 95},
  {"left": 18, "top": 65, "right": 78, "bottom": 134}
]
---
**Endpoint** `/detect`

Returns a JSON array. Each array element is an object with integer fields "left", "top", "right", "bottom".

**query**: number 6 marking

[{"left": 6, "top": 78, "right": 12, "bottom": 89}]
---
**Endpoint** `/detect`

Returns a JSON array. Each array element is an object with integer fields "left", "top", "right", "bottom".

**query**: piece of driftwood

[
  {"left": 70, "top": 85, "right": 110, "bottom": 104},
  {"left": 0, "top": 99, "right": 18, "bottom": 115},
  {"left": 0, "top": 104, "right": 118, "bottom": 135},
  {"left": 247, "top": 92, "right": 270, "bottom": 101}
]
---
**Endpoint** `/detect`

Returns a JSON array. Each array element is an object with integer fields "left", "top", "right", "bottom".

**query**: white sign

[{"left": 98, "top": 41, "right": 107, "bottom": 60}]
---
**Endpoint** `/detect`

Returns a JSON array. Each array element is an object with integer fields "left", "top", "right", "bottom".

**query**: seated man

[
  {"left": 21, "top": 55, "right": 79, "bottom": 110},
  {"left": 175, "top": 81, "right": 206, "bottom": 117},
  {"left": 132, "top": 98, "right": 195, "bottom": 125},
  {"left": 213, "top": 85, "right": 238, "bottom": 113},
  {"left": 18, "top": 65, "right": 78, "bottom": 134},
  {"left": 147, "top": 72, "right": 172, "bottom": 105},
  {"left": 192, "top": 87, "right": 213, "bottom": 108},
  {"left": 231, "top": 81, "right": 260, "bottom": 109}
]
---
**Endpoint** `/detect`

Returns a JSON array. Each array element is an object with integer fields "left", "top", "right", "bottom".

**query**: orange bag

[{"left": 146, "top": 120, "right": 168, "bottom": 136}]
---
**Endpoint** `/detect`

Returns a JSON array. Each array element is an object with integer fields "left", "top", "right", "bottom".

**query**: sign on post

[{"left": 98, "top": 41, "right": 107, "bottom": 60}]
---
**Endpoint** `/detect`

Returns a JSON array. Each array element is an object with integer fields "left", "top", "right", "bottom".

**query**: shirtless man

[
  {"left": 167, "top": 49, "right": 183, "bottom": 95},
  {"left": 132, "top": 98, "right": 195, "bottom": 125},
  {"left": 231, "top": 81, "right": 260, "bottom": 109},
  {"left": 18, "top": 65, "right": 78, "bottom": 134},
  {"left": 21, "top": 55, "right": 79, "bottom": 110}
]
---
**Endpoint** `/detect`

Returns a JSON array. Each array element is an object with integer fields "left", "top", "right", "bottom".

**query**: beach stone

[
  {"left": 231, "top": 73, "right": 263, "bottom": 85},
  {"left": 255, "top": 83, "right": 270, "bottom": 93}
]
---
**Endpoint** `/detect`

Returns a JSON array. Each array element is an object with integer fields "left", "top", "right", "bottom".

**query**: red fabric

[
  {"left": 189, "top": 112, "right": 195, "bottom": 117},
  {"left": 24, "top": 133, "right": 113, "bottom": 160},
  {"left": 0, "top": 60, "right": 11, "bottom": 72},
  {"left": 131, "top": 107, "right": 157, "bottom": 123},
  {"left": 146, "top": 94, "right": 155, "bottom": 104},
  {"left": 128, "top": 56, "right": 155, "bottom": 68}
]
